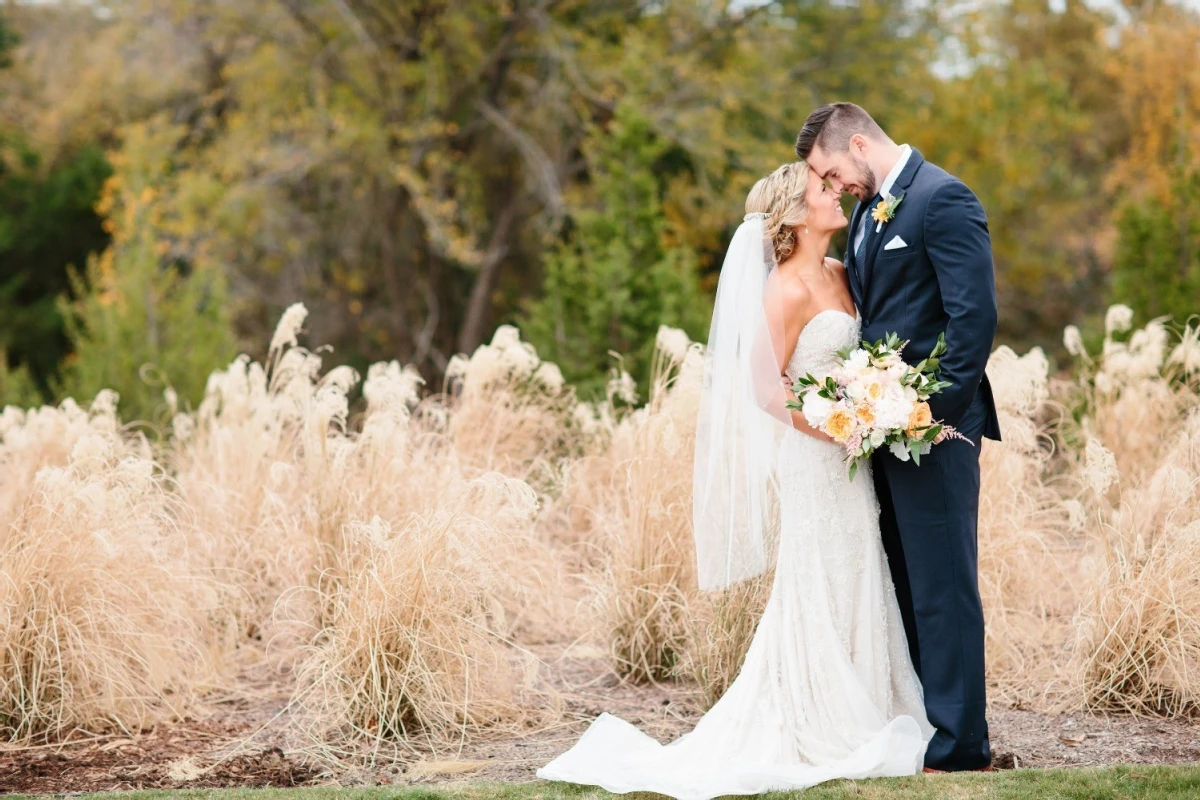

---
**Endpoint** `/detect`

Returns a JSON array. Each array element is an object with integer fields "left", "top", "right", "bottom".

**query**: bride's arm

[{"left": 780, "top": 377, "right": 836, "bottom": 443}]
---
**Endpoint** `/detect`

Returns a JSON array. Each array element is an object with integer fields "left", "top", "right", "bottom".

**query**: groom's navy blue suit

[{"left": 845, "top": 149, "right": 1001, "bottom": 772}]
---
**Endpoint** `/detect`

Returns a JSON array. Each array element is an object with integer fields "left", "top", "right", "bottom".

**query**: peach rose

[
  {"left": 855, "top": 403, "right": 876, "bottom": 427},
  {"left": 906, "top": 401, "right": 933, "bottom": 437},
  {"left": 825, "top": 407, "right": 855, "bottom": 443}
]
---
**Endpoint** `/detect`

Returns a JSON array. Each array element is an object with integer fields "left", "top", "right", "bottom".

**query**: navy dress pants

[{"left": 872, "top": 392, "right": 991, "bottom": 771}]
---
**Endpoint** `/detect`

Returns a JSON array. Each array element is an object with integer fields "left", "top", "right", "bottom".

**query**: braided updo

[{"left": 744, "top": 162, "right": 810, "bottom": 265}]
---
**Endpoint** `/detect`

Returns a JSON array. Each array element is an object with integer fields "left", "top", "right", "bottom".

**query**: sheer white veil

[{"left": 693, "top": 211, "right": 797, "bottom": 591}]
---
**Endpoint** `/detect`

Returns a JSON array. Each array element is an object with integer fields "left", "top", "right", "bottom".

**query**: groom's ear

[{"left": 849, "top": 134, "right": 869, "bottom": 156}]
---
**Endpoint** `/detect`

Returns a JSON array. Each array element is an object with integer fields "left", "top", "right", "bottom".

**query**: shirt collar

[{"left": 878, "top": 144, "right": 912, "bottom": 199}]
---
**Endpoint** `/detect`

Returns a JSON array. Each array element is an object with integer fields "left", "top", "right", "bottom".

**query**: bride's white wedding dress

[{"left": 536, "top": 310, "right": 934, "bottom": 800}]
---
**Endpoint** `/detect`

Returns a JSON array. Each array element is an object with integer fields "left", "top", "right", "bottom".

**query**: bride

[{"left": 535, "top": 162, "right": 934, "bottom": 799}]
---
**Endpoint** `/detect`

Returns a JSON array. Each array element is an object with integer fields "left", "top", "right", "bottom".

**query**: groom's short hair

[{"left": 794, "top": 103, "right": 888, "bottom": 159}]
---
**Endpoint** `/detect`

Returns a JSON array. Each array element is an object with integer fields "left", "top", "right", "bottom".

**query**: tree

[
  {"left": 1112, "top": 165, "right": 1200, "bottom": 323},
  {"left": 1106, "top": 2, "right": 1200, "bottom": 326},
  {"left": 0, "top": 11, "right": 16, "bottom": 70},
  {"left": 0, "top": 7, "right": 112, "bottom": 397},
  {"left": 895, "top": 0, "right": 1120, "bottom": 349},
  {"left": 55, "top": 121, "right": 236, "bottom": 423},
  {"left": 0, "top": 140, "right": 111, "bottom": 396},
  {"left": 520, "top": 106, "right": 710, "bottom": 400}
]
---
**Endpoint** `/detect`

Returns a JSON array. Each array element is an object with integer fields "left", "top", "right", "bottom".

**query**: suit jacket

[{"left": 845, "top": 149, "right": 1001, "bottom": 441}]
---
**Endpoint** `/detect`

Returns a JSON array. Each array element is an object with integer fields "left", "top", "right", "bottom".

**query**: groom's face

[{"left": 808, "top": 143, "right": 878, "bottom": 202}]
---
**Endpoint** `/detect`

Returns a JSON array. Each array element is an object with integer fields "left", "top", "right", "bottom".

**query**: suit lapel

[
  {"left": 845, "top": 199, "right": 866, "bottom": 309},
  {"left": 861, "top": 149, "right": 926, "bottom": 292}
]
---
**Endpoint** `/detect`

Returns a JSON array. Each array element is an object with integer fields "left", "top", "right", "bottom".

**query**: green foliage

[
  {"left": 899, "top": 0, "right": 1119, "bottom": 349},
  {"left": 56, "top": 238, "right": 236, "bottom": 425},
  {"left": 0, "top": 353, "right": 41, "bottom": 410},
  {"left": 0, "top": 10, "right": 17, "bottom": 69},
  {"left": 0, "top": 139, "right": 112, "bottom": 396},
  {"left": 3, "top": 0, "right": 1200, "bottom": 393},
  {"left": 1112, "top": 166, "right": 1200, "bottom": 324},
  {"left": 0, "top": 7, "right": 111, "bottom": 398},
  {"left": 56, "top": 247, "right": 236, "bottom": 426},
  {"left": 54, "top": 131, "right": 236, "bottom": 424},
  {"left": 519, "top": 107, "right": 710, "bottom": 400}
]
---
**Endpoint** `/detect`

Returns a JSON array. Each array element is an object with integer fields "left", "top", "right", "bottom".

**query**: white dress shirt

[{"left": 853, "top": 143, "right": 912, "bottom": 256}]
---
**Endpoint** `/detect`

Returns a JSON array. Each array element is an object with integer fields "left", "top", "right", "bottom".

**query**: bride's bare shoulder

[{"left": 766, "top": 272, "right": 811, "bottom": 306}]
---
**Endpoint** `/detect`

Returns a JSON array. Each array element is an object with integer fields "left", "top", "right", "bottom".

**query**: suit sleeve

[{"left": 922, "top": 178, "right": 997, "bottom": 428}]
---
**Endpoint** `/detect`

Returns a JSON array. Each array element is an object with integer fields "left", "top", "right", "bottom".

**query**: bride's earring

[{"left": 804, "top": 224, "right": 809, "bottom": 236}]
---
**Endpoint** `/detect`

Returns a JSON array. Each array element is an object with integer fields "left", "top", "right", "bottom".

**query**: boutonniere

[{"left": 871, "top": 191, "right": 904, "bottom": 233}]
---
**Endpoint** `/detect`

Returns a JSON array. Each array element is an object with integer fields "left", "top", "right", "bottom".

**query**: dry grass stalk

[
  {"left": 294, "top": 473, "right": 550, "bottom": 749},
  {"left": 589, "top": 333, "right": 703, "bottom": 683},
  {"left": 445, "top": 324, "right": 583, "bottom": 491},
  {"left": 12, "top": 299, "right": 1200, "bottom": 752},
  {"left": 1070, "top": 409, "right": 1200, "bottom": 715},
  {"left": 0, "top": 392, "right": 225, "bottom": 742},
  {"left": 976, "top": 346, "right": 1078, "bottom": 705},
  {"left": 679, "top": 575, "right": 771, "bottom": 709}
]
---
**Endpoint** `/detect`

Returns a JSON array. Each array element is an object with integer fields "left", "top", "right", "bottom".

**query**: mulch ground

[{"left": 3, "top": 642, "right": 1199, "bottom": 794}]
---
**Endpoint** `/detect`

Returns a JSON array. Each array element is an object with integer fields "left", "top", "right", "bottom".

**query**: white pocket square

[{"left": 883, "top": 235, "right": 908, "bottom": 251}]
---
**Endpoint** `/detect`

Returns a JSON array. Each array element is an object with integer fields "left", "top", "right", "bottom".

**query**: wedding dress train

[{"left": 536, "top": 310, "right": 934, "bottom": 800}]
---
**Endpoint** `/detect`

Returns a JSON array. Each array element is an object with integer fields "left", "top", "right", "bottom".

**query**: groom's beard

[{"left": 847, "top": 157, "right": 878, "bottom": 201}]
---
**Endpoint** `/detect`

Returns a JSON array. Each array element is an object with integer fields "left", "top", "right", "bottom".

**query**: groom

[{"left": 796, "top": 103, "right": 1002, "bottom": 773}]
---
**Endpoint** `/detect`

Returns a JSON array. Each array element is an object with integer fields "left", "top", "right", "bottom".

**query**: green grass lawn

[{"left": 12, "top": 766, "right": 1200, "bottom": 800}]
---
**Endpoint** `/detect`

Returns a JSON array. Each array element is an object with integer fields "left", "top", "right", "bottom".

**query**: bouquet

[{"left": 786, "top": 332, "right": 967, "bottom": 480}]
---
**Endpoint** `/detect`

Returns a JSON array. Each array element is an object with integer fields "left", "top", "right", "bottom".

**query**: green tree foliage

[
  {"left": 1112, "top": 165, "right": 1200, "bottom": 324},
  {"left": 4, "top": 0, "right": 1200, "bottom": 404},
  {"left": 0, "top": 8, "right": 112, "bottom": 400},
  {"left": 55, "top": 124, "right": 236, "bottom": 423},
  {"left": 0, "top": 356, "right": 40, "bottom": 409},
  {"left": 1104, "top": 2, "right": 1200, "bottom": 330},
  {"left": 0, "top": 140, "right": 111, "bottom": 396},
  {"left": 521, "top": 107, "right": 711, "bottom": 400},
  {"left": 0, "top": 11, "right": 16, "bottom": 70},
  {"left": 897, "top": 0, "right": 1121, "bottom": 349}
]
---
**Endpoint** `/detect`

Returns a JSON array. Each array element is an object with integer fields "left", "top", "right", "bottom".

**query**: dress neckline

[{"left": 808, "top": 307, "right": 859, "bottom": 326}]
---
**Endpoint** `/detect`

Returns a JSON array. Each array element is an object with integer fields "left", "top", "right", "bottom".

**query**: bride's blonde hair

[{"left": 745, "top": 162, "right": 810, "bottom": 265}]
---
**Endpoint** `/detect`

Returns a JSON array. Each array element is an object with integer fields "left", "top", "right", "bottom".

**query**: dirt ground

[{"left": 4, "top": 641, "right": 1200, "bottom": 794}]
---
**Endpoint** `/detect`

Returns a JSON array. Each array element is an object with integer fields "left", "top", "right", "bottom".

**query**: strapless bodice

[{"left": 784, "top": 309, "right": 861, "bottom": 382}]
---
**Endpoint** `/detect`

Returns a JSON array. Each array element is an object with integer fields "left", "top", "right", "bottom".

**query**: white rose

[
  {"left": 846, "top": 380, "right": 868, "bottom": 402},
  {"left": 845, "top": 349, "right": 870, "bottom": 371},
  {"left": 869, "top": 428, "right": 887, "bottom": 447},
  {"left": 875, "top": 397, "right": 912, "bottom": 431},
  {"left": 801, "top": 393, "right": 834, "bottom": 427}
]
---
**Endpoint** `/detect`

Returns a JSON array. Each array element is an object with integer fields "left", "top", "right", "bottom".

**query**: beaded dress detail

[{"left": 536, "top": 310, "right": 933, "bottom": 800}]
